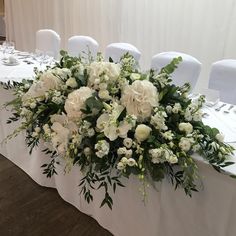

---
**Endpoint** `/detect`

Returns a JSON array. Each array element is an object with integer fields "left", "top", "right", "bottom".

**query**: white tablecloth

[{"left": 1, "top": 62, "right": 236, "bottom": 236}]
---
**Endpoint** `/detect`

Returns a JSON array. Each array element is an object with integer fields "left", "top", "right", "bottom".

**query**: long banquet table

[{"left": 1, "top": 52, "right": 236, "bottom": 236}]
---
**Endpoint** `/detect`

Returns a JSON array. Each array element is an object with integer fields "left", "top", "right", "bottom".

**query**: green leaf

[{"left": 85, "top": 96, "right": 103, "bottom": 111}]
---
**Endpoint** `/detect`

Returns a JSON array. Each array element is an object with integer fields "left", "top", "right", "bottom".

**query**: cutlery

[
  {"left": 224, "top": 105, "right": 234, "bottom": 114},
  {"left": 215, "top": 103, "right": 226, "bottom": 111}
]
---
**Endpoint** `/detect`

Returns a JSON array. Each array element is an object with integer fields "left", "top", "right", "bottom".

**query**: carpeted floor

[{"left": 0, "top": 154, "right": 113, "bottom": 236}]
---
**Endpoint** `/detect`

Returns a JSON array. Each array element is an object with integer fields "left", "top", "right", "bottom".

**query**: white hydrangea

[
  {"left": 121, "top": 80, "right": 159, "bottom": 121},
  {"left": 88, "top": 61, "right": 120, "bottom": 87},
  {"left": 64, "top": 87, "right": 93, "bottom": 120},
  {"left": 66, "top": 77, "right": 78, "bottom": 88}
]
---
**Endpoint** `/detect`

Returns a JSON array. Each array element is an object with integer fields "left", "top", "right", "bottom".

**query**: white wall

[{"left": 5, "top": 0, "right": 236, "bottom": 92}]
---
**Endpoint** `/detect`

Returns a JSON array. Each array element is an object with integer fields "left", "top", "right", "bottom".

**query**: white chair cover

[
  {"left": 105, "top": 43, "right": 141, "bottom": 63},
  {"left": 67, "top": 36, "right": 99, "bottom": 58},
  {"left": 151, "top": 52, "right": 201, "bottom": 91},
  {"left": 36, "top": 29, "right": 61, "bottom": 59},
  {"left": 208, "top": 59, "right": 236, "bottom": 104}
]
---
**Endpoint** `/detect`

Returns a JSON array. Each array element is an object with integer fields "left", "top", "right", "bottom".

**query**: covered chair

[
  {"left": 208, "top": 59, "right": 236, "bottom": 104},
  {"left": 105, "top": 43, "right": 141, "bottom": 63},
  {"left": 67, "top": 35, "right": 99, "bottom": 58},
  {"left": 36, "top": 29, "right": 61, "bottom": 59},
  {"left": 151, "top": 52, "right": 201, "bottom": 91}
]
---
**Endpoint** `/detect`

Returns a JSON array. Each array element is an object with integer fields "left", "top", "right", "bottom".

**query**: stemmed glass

[{"left": 1, "top": 41, "right": 15, "bottom": 59}]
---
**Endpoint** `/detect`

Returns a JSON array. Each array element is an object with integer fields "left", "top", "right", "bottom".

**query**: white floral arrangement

[{"left": 2, "top": 51, "right": 235, "bottom": 209}]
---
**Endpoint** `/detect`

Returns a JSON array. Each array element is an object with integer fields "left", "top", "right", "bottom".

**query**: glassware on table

[
  {"left": 1, "top": 41, "right": 15, "bottom": 59},
  {"left": 200, "top": 88, "right": 220, "bottom": 107}
]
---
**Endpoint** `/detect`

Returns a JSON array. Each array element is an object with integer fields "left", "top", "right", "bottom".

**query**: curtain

[{"left": 4, "top": 0, "right": 236, "bottom": 91}]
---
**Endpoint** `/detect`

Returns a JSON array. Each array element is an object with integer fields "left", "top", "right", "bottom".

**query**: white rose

[
  {"left": 127, "top": 158, "right": 137, "bottom": 167},
  {"left": 179, "top": 122, "right": 193, "bottom": 134},
  {"left": 179, "top": 137, "right": 192, "bottom": 152},
  {"left": 117, "top": 147, "right": 127, "bottom": 156},
  {"left": 126, "top": 149, "right": 133, "bottom": 158},
  {"left": 66, "top": 77, "right": 78, "bottom": 88},
  {"left": 121, "top": 157, "right": 128, "bottom": 164},
  {"left": 216, "top": 133, "right": 224, "bottom": 142},
  {"left": 121, "top": 80, "right": 159, "bottom": 121},
  {"left": 166, "top": 105, "right": 172, "bottom": 114},
  {"left": 84, "top": 147, "right": 91, "bottom": 157},
  {"left": 87, "top": 128, "right": 95, "bottom": 137},
  {"left": 135, "top": 124, "right": 152, "bottom": 142},
  {"left": 98, "top": 90, "right": 110, "bottom": 100},
  {"left": 99, "top": 83, "right": 108, "bottom": 90},
  {"left": 117, "top": 162, "right": 126, "bottom": 170},
  {"left": 123, "top": 138, "right": 133, "bottom": 148},
  {"left": 64, "top": 87, "right": 93, "bottom": 119}
]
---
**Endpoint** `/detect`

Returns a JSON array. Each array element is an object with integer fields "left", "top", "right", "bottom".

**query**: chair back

[
  {"left": 105, "top": 43, "right": 141, "bottom": 63},
  {"left": 68, "top": 35, "right": 99, "bottom": 58},
  {"left": 209, "top": 59, "right": 236, "bottom": 104},
  {"left": 36, "top": 29, "right": 61, "bottom": 59},
  {"left": 151, "top": 51, "right": 201, "bottom": 91}
]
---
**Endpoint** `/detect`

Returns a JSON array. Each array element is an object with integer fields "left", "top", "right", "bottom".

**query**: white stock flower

[
  {"left": 149, "top": 148, "right": 163, "bottom": 164},
  {"left": 193, "top": 111, "right": 202, "bottom": 121},
  {"left": 64, "top": 87, "right": 93, "bottom": 119},
  {"left": 66, "top": 77, "right": 78, "bottom": 88},
  {"left": 166, "top": 153, "right": 178, "bottom": 164},
  {"left": 121, "top": 80, "right": 159, "bottom": 121},
  {"left": 179, "top": 122, "right": 193, "bottom": 134},
  {"left": 95, "top": 140, "right": 110, "bottom": 158},
  {"left": 135, "top": 124, "right": 152, "bottom": 142},
  {"left": 162, "top": 130, "right": 174, "bottom": 140},
  {"left": 51, "top": 122, "right": 70, "bottom": 154},
  {"left": 151, "top": 111, "right": 167, "bottom": 131},
  {"left": 172, "top": 103, "right": 181, "bottom": 114},
  {"left": 216, "top": 133, "right": 224, "bottom": 142}
]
